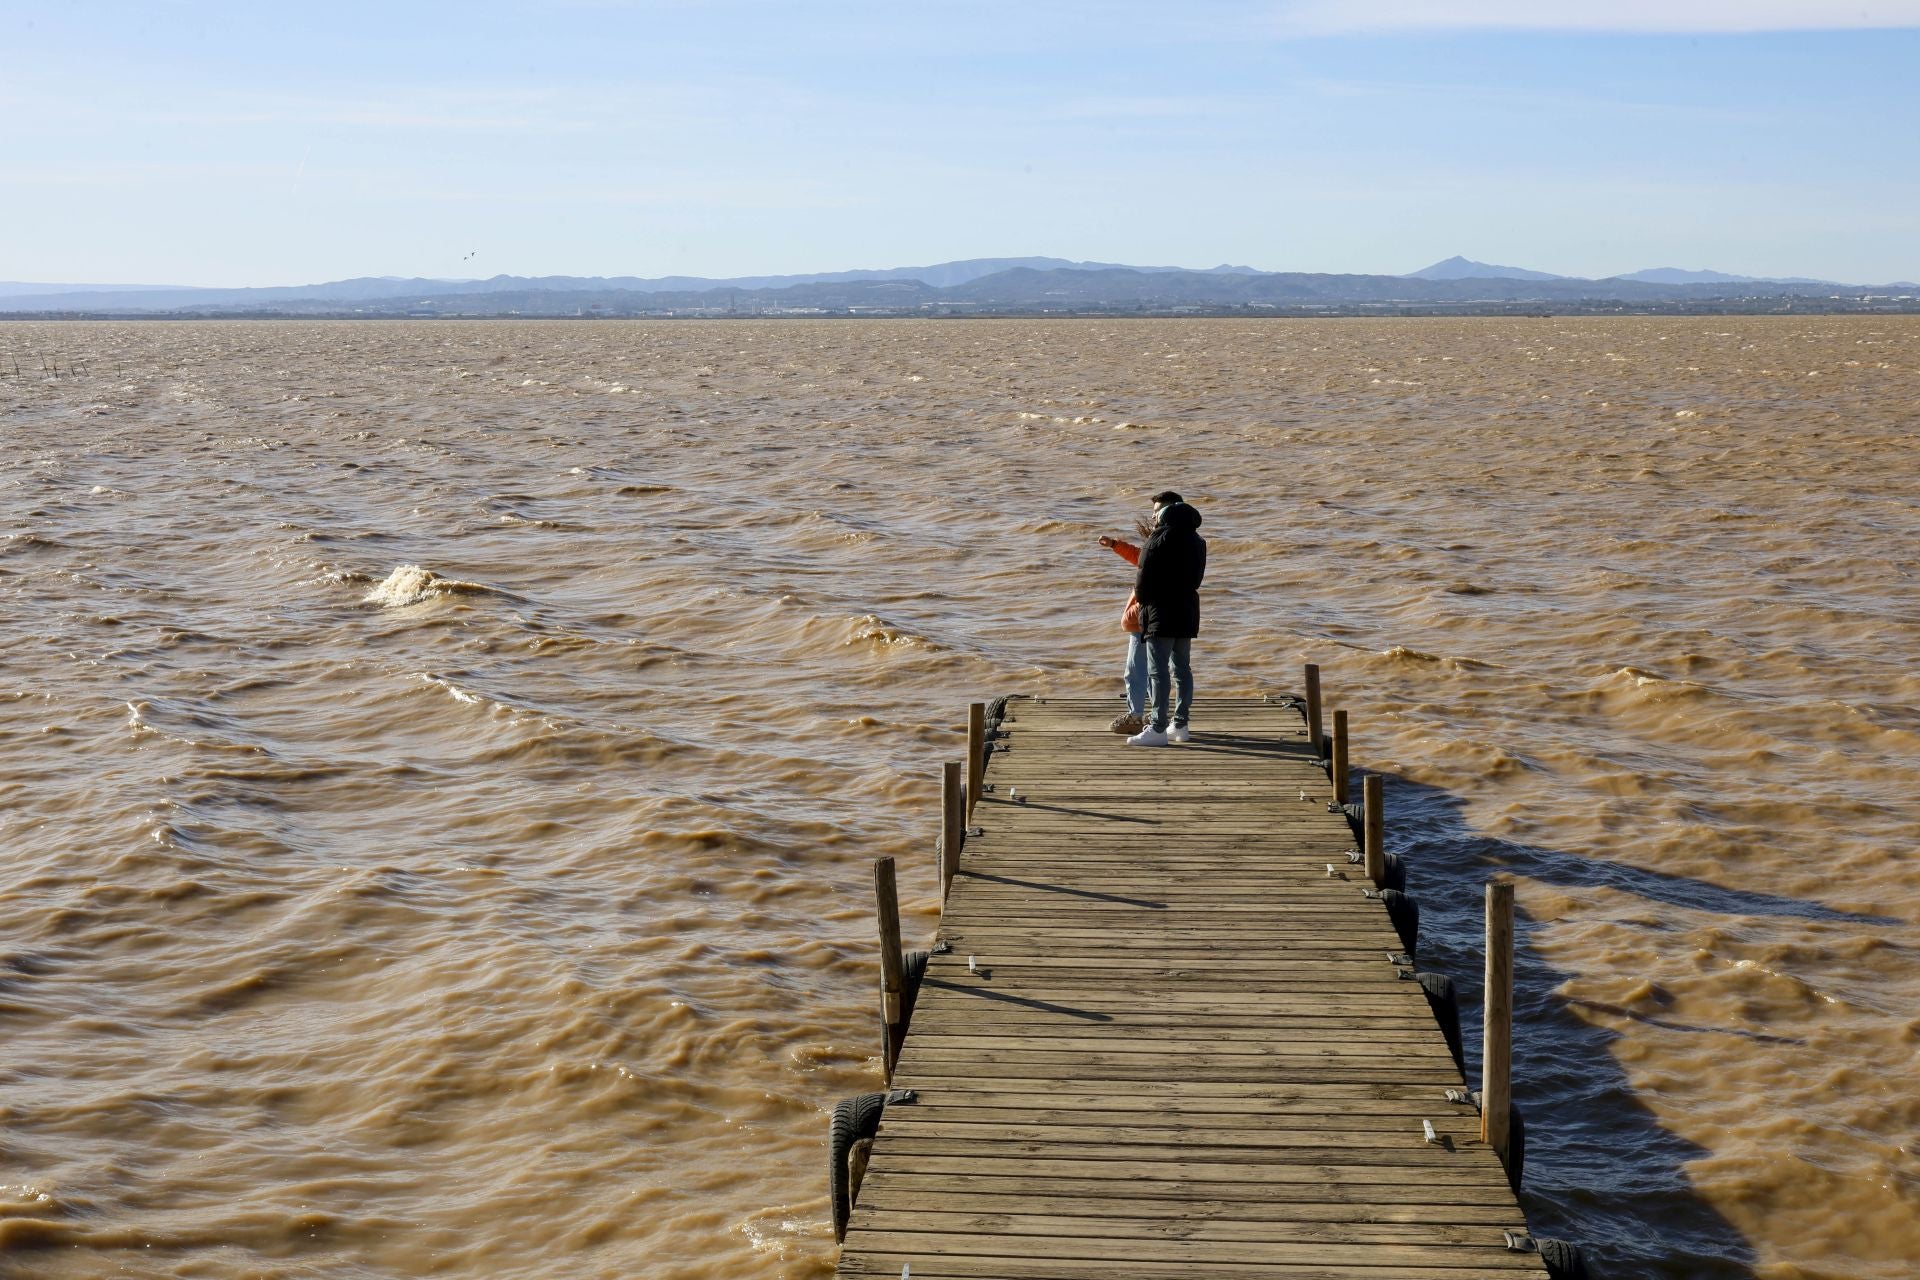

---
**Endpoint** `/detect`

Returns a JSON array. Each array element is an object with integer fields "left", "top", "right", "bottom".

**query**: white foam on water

[
  {"left": 364, "top": 565, "right": 441, "bottom": 607},
  {"left": 363, "top": 565, "right": 497, "bottom": 608},
  {"left": 416, "top": 674, "right": 483, "bottom": 705}
]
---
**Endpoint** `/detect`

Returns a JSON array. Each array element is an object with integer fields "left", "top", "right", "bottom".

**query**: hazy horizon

[
  {"left": 2, "top": 251, "right": 1913, "bottom": 296},
  {"left": 6, "top": 1, "right": 1919, "bottom": 286}
]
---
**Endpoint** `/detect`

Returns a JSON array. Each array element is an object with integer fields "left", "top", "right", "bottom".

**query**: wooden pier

[{"left": 832, "top": 687, "right": 1567, "bottom": 1279}]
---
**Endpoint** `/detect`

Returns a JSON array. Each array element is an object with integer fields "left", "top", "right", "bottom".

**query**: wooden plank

[
  {"left": 840, "top": 1255, "right": 1537, "bottom": 1280},
  {"left": 852, "top": 1209, "right": 1523, "bottom": 1247},
  {"left": 889, "top": 1079, "right": 1466, "bottom": 1102},
  {"left": 892, "top": 1036, "right": 1462, "bottom": 1064},
  {"left": 841, "top": 1228, "right": 1544, "bottom": 1269},
  {"left": 894, "top": 1060, "right": 1461, "bottom": 1083},
  {"left": 855, "top": 1182, "right": 1528, "bottom": 1223},
  {"left": 906, "top": 1023, "right": 1453, "bottom": 1043},
  {"left": 856, "top": 1166, "right": 1523, "bottom": 1206},
  {"left": 885, "top": 1105, "right": 1486, "bottom": 1132},
  {"left": 875, "top": 1119, "right": 1492, "bottom": 1148},
  {"left": 905, "top": 976, "right": 1429, "bottom": 995},
  {"left": 840, "top": 1258, "right": 1536, "bottom": 1280}
]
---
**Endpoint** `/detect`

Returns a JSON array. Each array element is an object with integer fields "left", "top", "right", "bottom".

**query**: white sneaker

[
  {"left": 1127, "top": 726, "right": 1170, "bottom": 747},
  {"left": 1168, "top": 724, "right": 1191, "bottom": 743}
]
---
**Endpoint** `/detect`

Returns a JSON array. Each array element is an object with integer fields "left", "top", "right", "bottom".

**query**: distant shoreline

[{"left": 7, "top": 300, "right": 1920, "bottom": 321}]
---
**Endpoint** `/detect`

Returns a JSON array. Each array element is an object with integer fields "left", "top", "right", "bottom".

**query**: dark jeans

[{"left": 1146, "top": 636, "right": 1193, "bottom": 731}]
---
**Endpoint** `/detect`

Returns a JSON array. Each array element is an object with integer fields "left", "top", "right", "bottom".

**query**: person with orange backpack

[{"left": 1096, "top": 494, "right": 1176, "bottom": 734}]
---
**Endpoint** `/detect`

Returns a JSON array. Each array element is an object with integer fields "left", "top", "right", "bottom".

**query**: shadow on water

[{"left": 1379, "top": 772, "right": 1788, "bottom": 1280}]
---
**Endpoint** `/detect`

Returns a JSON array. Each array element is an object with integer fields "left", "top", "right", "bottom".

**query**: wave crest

[{"left": 363, "top": 565, "right": 500, "bottom": 608}]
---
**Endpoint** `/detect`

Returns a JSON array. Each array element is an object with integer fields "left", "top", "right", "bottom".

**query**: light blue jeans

[
  {"left": 1146, "top": 636, "right": 1193, "bottom": 731},
  {"left": 1123, "top": 634, "right": 1148, "bottom": 718}
]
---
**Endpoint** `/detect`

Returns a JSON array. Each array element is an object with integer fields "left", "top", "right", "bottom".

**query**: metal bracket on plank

[
  {"left": 1502, "top": 1230, "right": 1537, "bottom": 1253},
  {"left": 885, "top": 1088, "right": 917, "bottom": 1106}
]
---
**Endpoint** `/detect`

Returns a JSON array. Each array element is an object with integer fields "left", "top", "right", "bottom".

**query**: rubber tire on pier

[
  {"left": 984, "top": 695, "right": 1010, "bottom": 737},
  {"left": 1382, "top": 850, "right": 1406, "bottom": 894},
  {"left": 1381, "top": 889, "right": 1419, "bottom": 956},
  {"left": 1506, "top": 1101, "right": 1527, "bottom": 1193},
  {"left": 1539, "top": 1238, "right": 1590, "bottom": 1280},
  {"left": 829, "top": 1092, "right": 888, "bottom": 1242},
  {"left": 900, "top": 948, "right": 930, "bottom": 1029},
  {"left": 1416, "top": 971, "right": 1465, "bottom": 1073}
]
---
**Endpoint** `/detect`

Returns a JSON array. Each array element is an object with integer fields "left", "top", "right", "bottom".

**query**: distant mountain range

[
  {"left": 1, "top": 256, "right": 1913, "bottom": 317},
  {"left": 1404, "top": 255, "right": 1850, "bottom": 287},
  {"left": 1406, "top": 255, "right": 1567, "bottom": 282},
  {"left": 0, "top": 258, "right": 1262, "bottom": 313}
]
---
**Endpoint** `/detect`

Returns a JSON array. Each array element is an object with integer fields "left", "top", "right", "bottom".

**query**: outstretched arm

[{"left": 1098, "top": 535, "right": 1142, "bottom": 566}]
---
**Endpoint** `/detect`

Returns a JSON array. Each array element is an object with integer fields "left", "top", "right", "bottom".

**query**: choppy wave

[{"left": 363, "top": 564, "right": 504, "bottom": 607}]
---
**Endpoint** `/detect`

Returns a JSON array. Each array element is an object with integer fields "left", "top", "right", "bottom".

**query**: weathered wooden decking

[{"left": 838, "top": 695, "right": 1547, "bottom": 1280}]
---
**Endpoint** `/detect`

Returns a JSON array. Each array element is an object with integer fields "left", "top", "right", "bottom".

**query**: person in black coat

[{"left": 1128, "top": 492, "right": 1206, "bottom": 745}]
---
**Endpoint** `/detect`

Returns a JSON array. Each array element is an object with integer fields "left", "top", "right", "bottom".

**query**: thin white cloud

[
  {"left": 1291, "top": 73, "right": 1773, "bottom": 123},
  {"left": 1279, "top": 0, "right": 1920, "bottom": 35}
]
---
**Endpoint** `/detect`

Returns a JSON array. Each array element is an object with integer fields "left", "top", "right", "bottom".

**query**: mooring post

[
  {"left": 1482, "top": 879, "right": 1515, "bottom": 1167},
  {"left": 1363, "top": 774, "right": 1385, "bottom": 886},
  {"left": 1303, "top": 662, "right": 1324, "bottom": 756},
  {"left": 941, "top": 761, "right": 963, "bottom": 900},
  {"left": 874, "top": 857, "right": 905, "bottom": 1080},
  {"left": 1331, "top": 708, "right": 1350, "bottom": 807},
  {"left": 966, "top": 701, "right": 985, "bottom": 823}
]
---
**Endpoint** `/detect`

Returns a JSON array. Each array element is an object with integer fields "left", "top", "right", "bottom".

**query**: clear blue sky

[{"left": 6, "top": 1, "right": 1919, "bottom": 285}]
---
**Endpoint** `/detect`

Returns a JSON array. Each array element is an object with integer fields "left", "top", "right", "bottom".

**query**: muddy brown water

[{"left": 2, "top": 317, "right": 1916, "bottom": 1279}]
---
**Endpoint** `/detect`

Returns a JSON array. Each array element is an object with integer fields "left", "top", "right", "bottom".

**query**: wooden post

[
  {"left": 1363, "top": 774, "right": 1385, "bottom": 887},
  {"left": 966, "top": 702, "right": 985, "bottom": 822},
  {"left": 1331, "top": 709, "right": 1350, "bottom": 807},
  {"left": 1482, "top": 880, "right": 1515, "bottom": 1166},
  {"left": 874, "top": 857, "right": 905, "bottom": 1080},
  {"left": 1303, "top": 663, "right": 1324, "bottom": 756},
  {"left": 941, "top": 761, "right": 963, "bottom": 900}
]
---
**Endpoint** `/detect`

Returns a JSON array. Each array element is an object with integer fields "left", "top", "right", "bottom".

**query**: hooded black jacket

[{"left": 1134, "top": 502, "right": 1206, "bottom": 638}]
